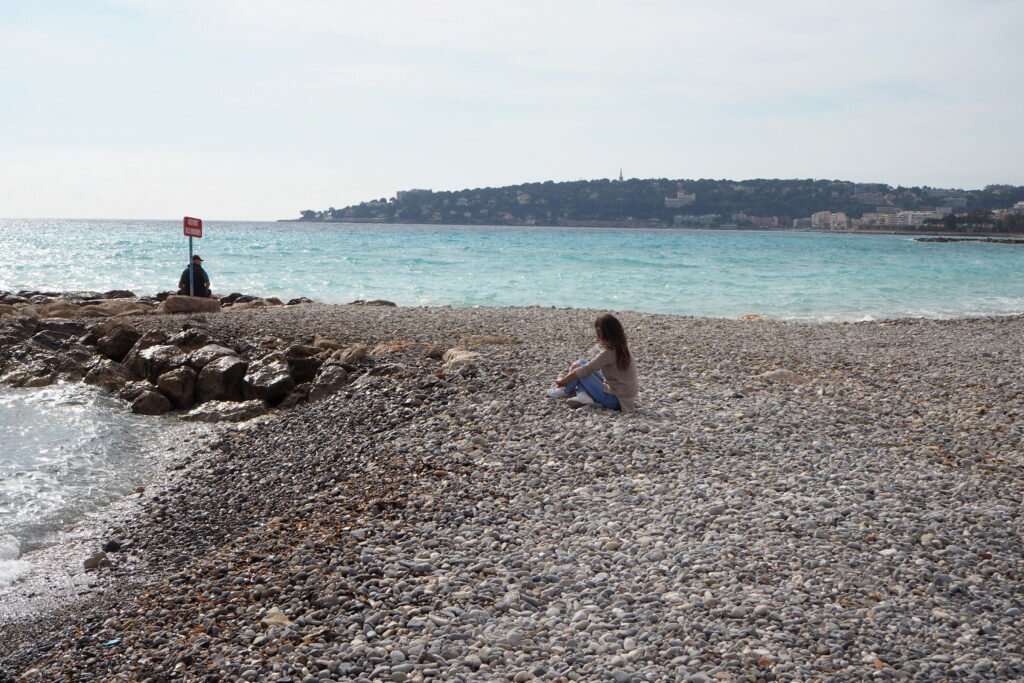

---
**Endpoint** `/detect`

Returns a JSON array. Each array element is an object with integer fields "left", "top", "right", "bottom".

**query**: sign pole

[{"left": 183, "top": 216, "right": 203, "bottom": 296}]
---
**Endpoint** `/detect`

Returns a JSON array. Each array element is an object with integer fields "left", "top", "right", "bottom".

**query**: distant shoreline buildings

[{"left": 296, "top": 178, "right": 1024, "bottom": 233}]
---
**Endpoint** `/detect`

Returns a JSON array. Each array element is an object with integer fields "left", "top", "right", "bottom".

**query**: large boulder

[
  {"left": 182, "top": 400, "right": 268, "bottom": 423},
  {"left": 196, "top": 355, "right": 248, "bottom": 403},
  {"left": 157, "top": 295, "right": 220, "bottom": 315},
  {"left": 156, "top": 366, "right": 197, "bottom": 410},
  {"left": 284, "top": 344, "right": 323, "bottom": 383},
  {"left": 186, "top": 344, "right": 237, "bottom": 370},
  {"left": 84, "top": 359, "right": 133, "bottom": 393},
  {"left": 123, "top": 344, "right": 187, "bottom": 383},
  {"left": 243, "top": 353, "right": 295, "bottom": 404},
  {"left": 309, "top": 363, "right": 349, "bottom": 402},
  {"left": 131, "top": 389, "right": 172, "bottom": 416},
  {"left": 96, "top": 324, "right": 141, "bottom": 362}
]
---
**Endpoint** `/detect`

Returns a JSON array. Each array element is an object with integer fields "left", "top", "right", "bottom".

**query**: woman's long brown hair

[{"left": 595, "top": 313, "right": 631, "bottom": 371}]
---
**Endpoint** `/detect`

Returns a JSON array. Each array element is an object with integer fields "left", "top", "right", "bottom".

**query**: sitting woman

[{"left": 547, "top": 313, "right": 638, "bottom": 413}]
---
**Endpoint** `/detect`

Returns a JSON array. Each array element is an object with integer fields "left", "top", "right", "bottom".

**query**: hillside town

[{"left": 297, "top": 178, "right": 1024, "bottom": 232}]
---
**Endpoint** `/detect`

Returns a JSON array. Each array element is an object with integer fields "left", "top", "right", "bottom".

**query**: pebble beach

[{"left": 1, "top": 304, "right": 1023, "bottom": 682}]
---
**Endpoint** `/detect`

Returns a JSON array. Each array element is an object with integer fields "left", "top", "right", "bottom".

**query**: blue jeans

[{"left": 564, "top": 359, "right": 621, "bottom": 410}]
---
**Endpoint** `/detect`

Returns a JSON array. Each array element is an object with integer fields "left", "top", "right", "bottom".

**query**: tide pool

[{"left": 1, "top": 219, "right": 1022, "bottom": 320}]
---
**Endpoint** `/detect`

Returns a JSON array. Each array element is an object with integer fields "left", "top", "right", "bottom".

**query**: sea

[{"left": 1, "top": 218, "right": 1022, "bottom": 592}]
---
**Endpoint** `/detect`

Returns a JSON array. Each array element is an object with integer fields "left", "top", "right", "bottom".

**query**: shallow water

[
  {"left": 1, "top": 219, "right": 1021, "bottom": 320},
  {"left": 0, "top": 385, "right": 184, "bottom": 591}
]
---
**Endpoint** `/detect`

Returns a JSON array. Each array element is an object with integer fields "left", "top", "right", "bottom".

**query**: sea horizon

[{"left": 2, "top": 218, "right": 1022, "bottom": 322}]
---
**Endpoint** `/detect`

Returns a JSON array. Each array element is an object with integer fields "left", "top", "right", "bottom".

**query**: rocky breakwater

[
  {"left": 0, "top": 289, "right": 339, "bottom": 422},
  {"left": 0, "top": 305, "right": 1022, "bottom": 681}
]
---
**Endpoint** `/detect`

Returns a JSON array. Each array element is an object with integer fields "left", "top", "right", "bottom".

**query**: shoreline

[
  {"left": 1, "top": 304, "right": 1023, "bottom": 680},
  {"left": 277, "top": 217, "right": 1024, "bottom": 238}
]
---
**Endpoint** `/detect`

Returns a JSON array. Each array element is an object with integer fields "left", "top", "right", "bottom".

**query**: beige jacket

[{"left": 575, "top": 347, "right": 639, "bottom": 413}]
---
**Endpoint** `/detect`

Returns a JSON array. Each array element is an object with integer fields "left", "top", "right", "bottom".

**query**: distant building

[
  {"left": 1014, "top": 201, "right": 1024, "bottom": 213},
  {"left": 665, "top": 190, "right": 696, "bottom": 209},
  {"left": 792, "top": 218, "right": 812, "bottom": 229},
  {"left": 810, "top": 211, "right": 849, "bottom": 230}
]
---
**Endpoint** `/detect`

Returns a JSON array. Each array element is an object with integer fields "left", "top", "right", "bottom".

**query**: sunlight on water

[
  {"left": 0, "top": 385, "right": 186, "bottom": 591},
  {"left": 0, "top": 219, "right": 1022, "bottom": 320}
]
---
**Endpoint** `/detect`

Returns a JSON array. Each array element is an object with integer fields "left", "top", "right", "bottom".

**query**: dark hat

[{"left": 192, "top": 255, "right": 203, "bottom": 261}]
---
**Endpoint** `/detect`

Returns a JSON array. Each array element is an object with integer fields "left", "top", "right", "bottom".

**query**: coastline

[
  {"left": 1, "top": 304, "right": 1023, "bottom": 680},
  {"left": 278, "top": 217, "right": 1024, "bottom": 238}
]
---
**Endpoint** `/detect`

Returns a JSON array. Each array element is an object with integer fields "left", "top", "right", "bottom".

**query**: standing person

[
  {"left": 547, "top": 313, "right": 638, "bottom": 413},
  {"left": 177, "top": 254, "right": 212, "bottom": 297}
]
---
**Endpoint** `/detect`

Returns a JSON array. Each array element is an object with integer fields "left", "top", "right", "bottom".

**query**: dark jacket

[{"left": 178, "top": 264, "right": 210, "bottom": 293}]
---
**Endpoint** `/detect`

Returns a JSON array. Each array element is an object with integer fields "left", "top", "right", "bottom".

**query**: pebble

[{"left": 2, "top": 306, "right": 1023, "bottom": 681}]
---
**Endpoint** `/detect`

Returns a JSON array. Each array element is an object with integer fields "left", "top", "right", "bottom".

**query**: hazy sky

[{"left": 2, "top": 0, "right": 1022, "bottom": 220}]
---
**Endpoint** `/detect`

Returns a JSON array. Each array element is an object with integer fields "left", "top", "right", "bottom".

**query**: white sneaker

[
  {"left": 546, "top": 386, "right": 574, "bottom": 399},
  {"left": 566, "top": 391, "right": 594, "bottom": 409}
]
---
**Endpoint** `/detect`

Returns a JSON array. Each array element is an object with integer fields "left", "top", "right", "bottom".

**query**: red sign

[{"left": 183, "top": 216, "right": 203, "bottom": 238}]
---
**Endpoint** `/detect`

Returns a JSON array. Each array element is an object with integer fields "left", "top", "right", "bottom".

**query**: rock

[
  {"left": 309, "top": 363, "right": 350, "bottom": 401},
  {"left": 181, "top": 399, "right": 268, "bottom": 423},
  {"left": 287, "top": 297, "right": 314, "bottom": 305},
  {"left": 96, "top": 324, "right": 141, "bottom": 362},
  {"left": 167, "top": 328, "right": 212, "bottom": 352},
  {"left": 157, "top": 295, "right": 221, "bottom": 315},
  {"left": 421, "top": 345, "right": 445, "bottom": 360},
  {"left": 278, "top": 384, "right": 310, "bottom": 409},
  {"left": 442, "top": 349, "right": 485, "bottom": 372},
  {"left": 84, "top": 552, "right": 110, "bottom": 570},
  {"left": 757, "top": 369, "right": 809, "bottom": 385},
  {"left": 333, "top": 344, "right": 367, "bottom": 364},
  {"left": 244, "top": 353, "right": 296, "bottom": 404},
  {"left": 186, "top": 344, "right": 238, "bottom": 370},
  {"left": 30, "top": 329, "right": 70, "bottom": 349},
  {"left": 284, "top": 344, "right": 323, "bottom": 383},
  {"left": 39, "top": 320, "right": 88, "bottom": 337},
  {"left": 260, "top": 607, "right": 293, "bottom": 627},
  {"left": 124, "top": 344, "right": 187, "bottom": 383},
  {"left": 131, "top": 389, "right": 173, "bottom": 415},
  {"left": 78, "top": 299, "right": 155, "bottom": 317},
  {"left": 157, "top": 366, "right": 198, "bottom": 410},
  {"left": 265, "top": 297, "right": 283, "bottom": 305},
  {"left": 196, "top": 355, "right": 249, "bottom": 403},
  {"left": 102, "top": 538, "right": 122, "bottom": 552},
  {"left": 102, "top": 289, "right": 136, "bottom": 299},
  {"left": 348, "top": 299, "right": 397, "bottom": 307},
  {"left": 312, "top": 334, "right": 342, "bottom": 351},
  {"left": 118, "top": 380, "right": 154, "bottom": 402},
  {"left": 84, "top": 359, "right": 133, "bottom": 393}
]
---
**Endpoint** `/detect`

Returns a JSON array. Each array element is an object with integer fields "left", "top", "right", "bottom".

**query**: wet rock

[
  {"left": 287, "top": 297, "right": 314, "bottom": 305},
  {"left": 182, "top": 399, "right": 268, "bottom": 423},
  {"left": 196, "top": 355, "right": 248, "bottom": 403},
  {"left": 84, "top": 551, "right": 110, "bottom": 570},
  {"left": 131, "top": 389, "right": 172, "bottom": 415},
  {"left": 186, "top": 344, "right": 238, "bottom": 370},
  {"left": 124, "top": 344, "right": 187, "bottom": 383},
  {"left": 244, "top": 353, "right": 296, "bottom": 404},
  {"left": 30, "top": 329, "right": 70, "bottom": 350},
  {"left": 157, "top": 366, "right": 198, "bottom": 410},
  {"left": 96, "top": 324, "right": 142, "bottom": 362},
  {"left": 83, "top": 359, "right": 132, "bottom": 393},
  {"left": 102, "top": 538, "right": 122, "bottom": 552}
]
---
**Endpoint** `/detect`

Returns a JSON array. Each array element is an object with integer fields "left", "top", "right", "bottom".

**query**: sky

[{"left": 1, "top": 0, "right": 1022, "bottom": 220}]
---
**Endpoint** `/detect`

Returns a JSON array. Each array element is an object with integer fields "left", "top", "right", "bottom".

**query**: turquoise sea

[
  {"left": 0, "top": 218, "right": 1022, "bottom": 592},
  {"left": 2, "top": 219, "right": 1022, "bottom": 321}
]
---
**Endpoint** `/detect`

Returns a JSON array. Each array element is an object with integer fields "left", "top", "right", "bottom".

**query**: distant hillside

[{"left": 295, "top": 178, "right": 1024, "bottom": 231}]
